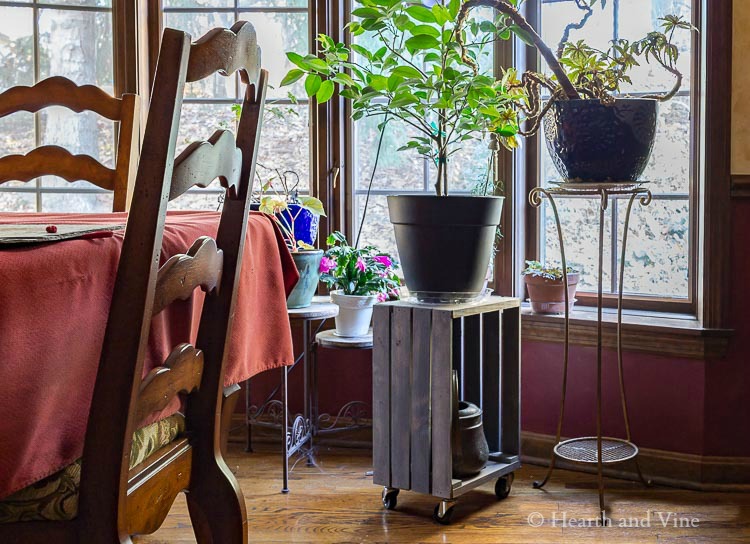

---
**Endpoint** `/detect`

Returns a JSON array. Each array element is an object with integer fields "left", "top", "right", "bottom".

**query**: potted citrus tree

[
  {"left": 320, "top": 231, "right": 400, "bottom": 337},
  {"left": 282, "top": 0, "right": 526, "bottom": 302}
]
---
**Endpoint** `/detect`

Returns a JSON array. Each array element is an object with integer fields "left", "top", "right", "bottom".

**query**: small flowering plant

[
  {"left": 521, "top": 260, "right": 579, "bottom": 282},
  {"left": 319, "top": 231, "right": 401, "bottom": 301}
]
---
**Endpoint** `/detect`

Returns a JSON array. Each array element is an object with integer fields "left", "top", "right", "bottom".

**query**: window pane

[
  {"left": 354, "top": 194, "right": 398, "bottom": 260},
  {"left": 41, "top": 191, "right": 113, "bottom": 212},
  {"left": 239, "top": 1, "right": 307, "bottom": 7},
  {"left": 238, "top": 11, "right": 308, "bottom": 99},
  {"left": 0, "top": 7, "right": 34, "bottom": 88},
  {"left": 355, "top": 116, "right": 426, "bottom": 192},
  {"left": 258, "top": 104, "right": 309, "bottom": 192},
  {"left": 617, "top": 198, "right": 689, "bottom": 297},
  {"left": 0, "top": 112, "right": 34, "bottom": 158},
  {"left": 176, "top": 102, "right": 236, "bottom": 155},
  {"left": 448, "top": 139, "right": 493, "bottom": 193},
  {"left": 38, "top": 108, "right": 115, "bottom": 166},
  {"left": 0, "top": 192, "right": 35, "bottom": 212},
  {"left": 540, "top": 0, "right": 615, "bottom": 68},
  {"left": 164, "top": 0, "right": 233, "bottom": 7},
  {"left": 45, "top": 0, "right": 111, "bottom": 6},
  {"left": 540, "top": 198, "right": 613, "bottom": 293},
  {"left": 165, "top": 11, "right": 236, "bottom": 99},
  {"left": 642, "top": 95, "right": 691, "bottom": 194},
  {"left": 170, "top": 190, "right": 225, "bottom": 211},
  {"left": 38, "top": 9, "right": 114, "bottom": 93}
]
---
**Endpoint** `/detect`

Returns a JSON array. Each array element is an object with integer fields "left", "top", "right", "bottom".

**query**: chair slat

[
  {"left": 0, "top": 146, "right": 117, "bottom": 190},
  {"left": 0, "top": 76, "right": 124, "bottom": 120},
  {"left": 186, "top": 21, "right": 261, "bottom": 84},
  {"left": 170, "top": 130, "right": 242, "bottom": 200},
  {"left": 135, "top": 344, "right": 204, "bottom": 426},
  {"left": 153, "top": 236, "right": 224, "bottom": 316}
]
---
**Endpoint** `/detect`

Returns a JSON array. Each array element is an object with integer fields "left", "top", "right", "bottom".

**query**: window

[
  {"left": 530, "top": 0, "right": 696, "bottom": 311},
  {"left": 350, "top": 7, "right": 497, "bottom": 259},
  {"left": 0, "top": 0, "right": 114, "bottom": 212},
  {"left": 162, "top": 0, "right": 311, "bottom": 209}
]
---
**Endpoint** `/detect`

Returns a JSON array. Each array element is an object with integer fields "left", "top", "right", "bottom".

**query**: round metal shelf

[{"left": 553, "top": 437, "right": 639, "bottom": 464}]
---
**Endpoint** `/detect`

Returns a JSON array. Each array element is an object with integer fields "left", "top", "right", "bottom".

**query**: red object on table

[{"left": 0, "top": 211, "right": 299, "bottom": 499}]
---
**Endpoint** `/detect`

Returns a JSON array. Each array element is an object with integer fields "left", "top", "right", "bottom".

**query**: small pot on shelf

[
  {"left": 524, "top": 272, "right": 580, "bottom": 315},
  {"left": 330, "top": 290, "right": 378, "bottom": 337}
]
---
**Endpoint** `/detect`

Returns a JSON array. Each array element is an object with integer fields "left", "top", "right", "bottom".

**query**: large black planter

[
  {"left": 387, "top": 195, "right": 503, "bottom": 302},
  {"left": 543, "top": 98, "right": 658, "bottom": 183}
]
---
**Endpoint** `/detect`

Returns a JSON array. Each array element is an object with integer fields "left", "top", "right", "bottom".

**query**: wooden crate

[{"left": 373, "top": 296, "right": 521, "bottom": 500}]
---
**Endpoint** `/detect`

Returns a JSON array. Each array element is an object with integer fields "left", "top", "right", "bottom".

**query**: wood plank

[
  {"left": 380, "top": 296, "right": 520, "bottom": 318},
  {"left": 390, "top": 306, "right": 412, "bottom": 491},
  {"left": 430, "top": 309, "right": 453, "bottom": 499},
  {"left": 482, "top": 310, "right": 502, "bottom": 453},
  {"left": 372, "top": 304, "right": 391, "bottom": 487},
  {"left": 170, "top": 130, "right": 242, "bottom": 200},
  {"left": 501, "top": 306, "right": 521, "bottom": 456},
  {"left": 410, "top": 308, "right": 432, "bottom": 495},
  {"left": 463, "top": 314, "right": 482, "bottom": 406}
]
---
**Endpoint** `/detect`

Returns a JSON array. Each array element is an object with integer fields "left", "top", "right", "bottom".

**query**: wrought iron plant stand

[{"left": 528, "top": 182, "right": 653, "bottom": 516}]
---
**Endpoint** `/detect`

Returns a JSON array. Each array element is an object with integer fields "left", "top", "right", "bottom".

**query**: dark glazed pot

[
  {"left": 451, "top": 371, "right": 489, "bottom": 478},
  {"left": 543, "top": 99, "right": 658, "bottom": 183},
  {"left": 287, "top": 250, "right": 323, "bottom": 309},
  {"left": 387, "top": 195, "right": 503, "bottom": 301}
]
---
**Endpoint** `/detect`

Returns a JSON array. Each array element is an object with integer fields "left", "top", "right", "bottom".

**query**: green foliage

[
  {"left": 521, "top": 260, "right": 579, "bottom": 281},
  {"left": 281, "top": 0, "right": 528, "bottom": 196},
  {"left": 320, "top": 231, "right": 401, "bottom": 298}
]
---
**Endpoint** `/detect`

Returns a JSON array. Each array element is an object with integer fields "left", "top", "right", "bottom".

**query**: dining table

[{"left": 0, "top": 210, "right": 299, "bottom": 500}]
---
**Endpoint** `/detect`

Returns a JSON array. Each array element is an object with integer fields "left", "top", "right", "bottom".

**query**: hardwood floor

[{"left": 135, "top": 443, "right": 750, "bottom": 543}]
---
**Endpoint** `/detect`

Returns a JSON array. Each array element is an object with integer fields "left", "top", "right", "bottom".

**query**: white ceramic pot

[{"left": 330, "top": 290, "right": 378, "bottom": 337}]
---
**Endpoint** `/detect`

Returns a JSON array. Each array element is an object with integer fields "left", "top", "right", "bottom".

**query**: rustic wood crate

[{"left": 373, "top": 297, "right": 521, "bottom": 500}]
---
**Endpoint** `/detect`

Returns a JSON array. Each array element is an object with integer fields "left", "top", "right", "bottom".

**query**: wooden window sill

[{"left": 521, "top": 305, "right": 732, "bottom": 360}]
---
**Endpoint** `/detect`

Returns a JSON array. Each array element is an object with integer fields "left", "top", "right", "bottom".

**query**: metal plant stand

[
  {"left": 528, "top": 182, "right": 652, "bottom": 515},
  {"left": 245, "top": 298, "right": 338, "bottom": 493}
]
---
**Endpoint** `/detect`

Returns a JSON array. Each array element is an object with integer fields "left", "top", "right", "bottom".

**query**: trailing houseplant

[
  {"left": 320, "top": 231, "right": 400, "bottom": 337},
  {"left": 254, "top": 165, "right": 328, "bottom": 309},
  {"left": 282, "top": 0, "right": 526, "bottom": 301},
  {"left": 455, "top": 0, "right": 695, "bottom": 182},
  {"left": 522, "top": 260, "right": 580, "bottom": 314}
]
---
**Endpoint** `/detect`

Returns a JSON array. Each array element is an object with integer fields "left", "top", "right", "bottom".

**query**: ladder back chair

[
  {"left": 0, "top": 76, "right": 140, "bottom": 211},
  {"left": 0, "top": 21, "right": 266, "bottom": 543}
]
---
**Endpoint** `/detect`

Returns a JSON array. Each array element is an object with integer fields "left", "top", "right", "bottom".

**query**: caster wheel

[
  {"left": 382, "top": 488, "right": 399, "bottom": 510},
  {"left": 495, "top": 473, "right": 514, "bottom": 500},
  {"left": 433, "top": 503, "right": 454, "bottom": 525}
]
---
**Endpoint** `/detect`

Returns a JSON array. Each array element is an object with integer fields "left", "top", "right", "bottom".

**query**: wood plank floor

[{"left": 135, "top": 443, "right": 750, "bottom": 543}]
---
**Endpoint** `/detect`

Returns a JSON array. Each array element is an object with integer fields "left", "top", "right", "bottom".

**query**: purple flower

[
  {"left": 373, "top": 255, "right": 392, "bottom": 268},
  {"left": 319, "top": 256, "right": 336, "bottom": 274},
  {"left": 356, "top": 257, "right": 366, "bottom": 272},
  {"left": 377, "top": 292, "right": 388, "bottom": 303}
]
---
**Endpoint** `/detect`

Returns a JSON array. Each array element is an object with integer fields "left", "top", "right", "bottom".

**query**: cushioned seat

[{"left": 0, "top": 414, "right": 185, "bottom": 523}]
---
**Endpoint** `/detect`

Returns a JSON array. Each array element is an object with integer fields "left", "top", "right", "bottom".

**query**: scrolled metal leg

[
  {"left": 529, "top": 188, "right": 570, "bottom": 490},
  {"left": 282, "top": 366, "right": 289, "bottom": 494},
  {"left": 245, "top": 379, "right": 253, "bottom": 453},
  {"left": 596, "top": 190, "right": 607, "bottom": 516},
  {"left": 618, "top": 189, "right": 653, "bottom": 488}
]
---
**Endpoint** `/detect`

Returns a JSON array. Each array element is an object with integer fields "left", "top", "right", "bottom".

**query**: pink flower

[
  {"left": 377, "top": 292, "right": 388, "bottom": 302},
  {"left": 373, "top": 255, "right": 392, "bottom": 268},
  {"left": 319, "top": 256, "right": 336, "bottom": 273},
  {"left": 356, "top": 258, "right": 366, "bottom": 272}
]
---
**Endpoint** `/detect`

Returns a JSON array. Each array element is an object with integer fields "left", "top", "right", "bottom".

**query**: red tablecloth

[{"left": 0, "top": 211, "right": 298, "bottom": 499}]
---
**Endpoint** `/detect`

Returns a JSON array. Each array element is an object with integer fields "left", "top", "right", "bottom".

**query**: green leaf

[
  {"left": 510, "top": 24, "right": 535, "bottom": 47},
  {"left": 280, "top": 69, "right": 305, "bottom": 87},
  {"left": 405, "top": 5, "right": 436, "bottom": 23},
  {"left": 350, "top": 44, "right": 372, "bottom": 60},
  {"left": 405, "top": 34, "right": 439, "bottom": 54},
  {"left": 368, "top": 74, "right": 389, "bottom": 91},
  {"left": 332, "top": 72, "right": 356, "bottom": 87},
  {"left": 286, "top": 51, "right": 309, "bottom": 70},
  {"left": 306, "top": 57, "right": 330, "bottom": 72},
  {"left": 305, "top": 73, "right": 322, "bottom": 96},
  {"left": 410, "top": 24, "right": 440, "bottom": 38},
  {"left": 391, "top": 65, "right": 423, "bottom": 79},
  {"left": 389, "top": 92, "right": 419, "bottom": 108},
  {"left": 351, "top": 7, "right": 382, "bottom": 19},
  {"left": 431, "top": 4, "right": 450, "bottom": 26},
  {"left": 316, "top": 79, "right": 335, "bottom": 102},
  {"left": 448, "top": 0, "right": 460, "bottom": 19},
  {"left": 298, "top": 195, "right": 327, "bottom": 217},
  {"left": 387, "top": 73, "right": 404, "bottom": 91}
]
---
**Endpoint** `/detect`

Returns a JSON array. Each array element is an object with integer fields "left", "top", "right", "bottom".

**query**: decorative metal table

[
  {"left": 245, "top": 297, "right": 338, "bottom": 493},
  {"left": 528, "top": 181, "right": 652, "bottom": 515}
]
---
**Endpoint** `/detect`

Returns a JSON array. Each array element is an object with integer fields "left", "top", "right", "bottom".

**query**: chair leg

[{"left": 186, "top": 461, "right": 248, "bottom": 544}]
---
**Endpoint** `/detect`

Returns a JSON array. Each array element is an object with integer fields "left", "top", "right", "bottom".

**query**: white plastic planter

[{"left": 330, "top": 290, "right": 378, "bottom": 337}]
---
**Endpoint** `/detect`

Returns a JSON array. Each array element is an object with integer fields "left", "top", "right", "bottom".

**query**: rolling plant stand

[
  {"left": 528, "top": 182, "right": 653, "bottom": 516},
  {"left": 372, "top": 297, "right": 521, "bottom": 524}
]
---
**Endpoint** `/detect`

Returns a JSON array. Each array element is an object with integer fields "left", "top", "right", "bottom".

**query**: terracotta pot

[{"left": 524, "top": 272, "right": 580, "bottom": 314}]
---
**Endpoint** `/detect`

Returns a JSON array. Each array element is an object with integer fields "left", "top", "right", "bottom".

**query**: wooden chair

[
  {"left": 0, "top": 76, "right": 140, "bottom": 211},
  {"left": 0, "top": 21, "right": 266, "bottom": 543}
]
